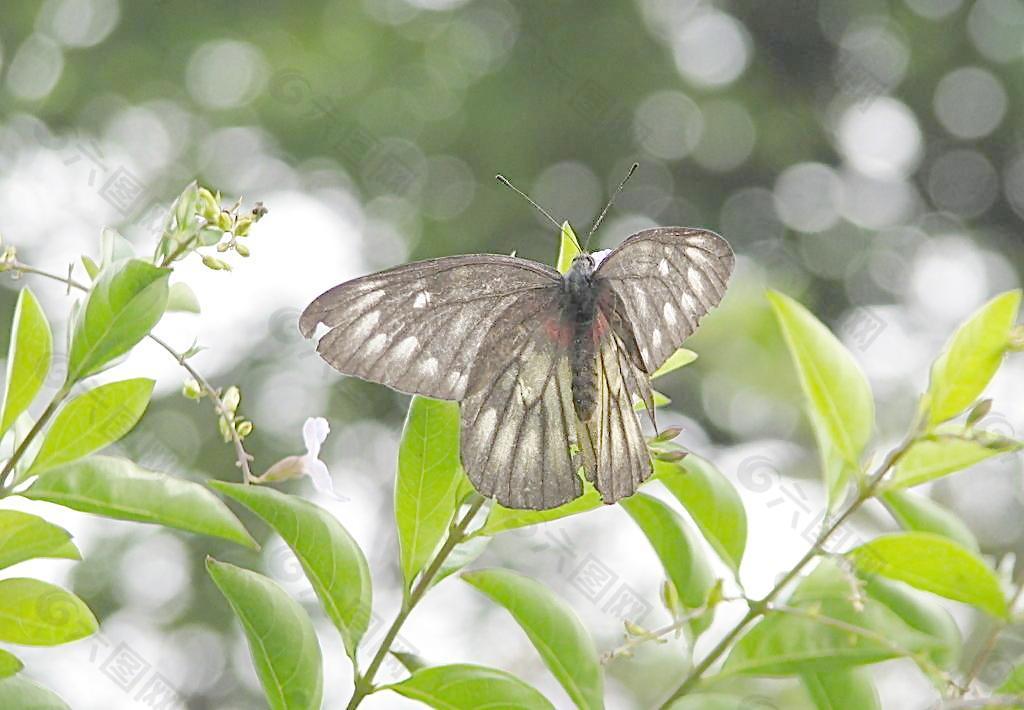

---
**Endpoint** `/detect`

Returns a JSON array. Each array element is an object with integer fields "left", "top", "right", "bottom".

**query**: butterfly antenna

[
  {"left": 495, "top": 174, "right": 581, "bottom": 250},
  {"left": 583, "top": 162, "right": 638, "bottom": 251}
]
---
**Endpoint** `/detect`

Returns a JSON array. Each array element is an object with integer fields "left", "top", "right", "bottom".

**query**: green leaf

[
  {"left": 0, "top": 650, "right": 22, "bottom": 680},
  {"left": 210, "top": 481, "right": 372, "bottom": 659},
  {"left": 926, "top": 290, "right": 1022, "bottom": 427},
  {"left": 433, "top": 535, "right": 490, "bottom": 588},
  {"left": 881, "top": 489, "right": 979, "bottom": 552},
  {"left": 0, "top": 676, "right": 68, "bottom": 709},
  {"left": 29, "top": 378, "right": 154, "bottom": 474},
  {"left": 0, "top": 510, "right": 80, "bottom": 570},
  {"left": 655, "top": 457, "right": 746, "bottom": 572},
  {"left": 885, "top": 434, "right": 1020, "bottom": 490},
  {"left": 391, "top": 650, "right": 430, "bottom": 674},
  {"left": 997, "top": 663, "right": 1024, "bottom": 693},
  {"left": 621, "top": 493, "right": 714, "bottom": 609},
  {"left": 480, "top": 483, "right": 602, "bottom": 536},
  {"left": 1, "top": 289, "right": 52, "bottom": 437},
  {"left": 23, "top": 456, "right": 257, "bottom": 549},
  {"left": 206, "top": 559, "right": 323, "bottom": 710},
  {"left": 66, "top": 259, "right": 170, "bottom": 383},
  {"left": 634, "top": 390, "right": 671, "bottom": 411},
  {"left": 81, "top": 255, "right": 100, "bottom": 280},
  {"left": 848, "top": 532, "right": 1007, "bottom": 618},
  {"left": 724, "top": 561, "right": 938, "bottom": 676},
  {"left": 99, "top": 227, "right": 135, "bottom": 267},
  {"left": 556, "top": 222, "right": 582, "bottom": 274},
  {"left": 386, "top": 664, "right": 554, "bottom": 709},
  {"left": 860, "top": 574, "right": 961, "bottom": 669},
  {"left": 802, "top": 668, "right": 879, "bottom": 710},
  {"left": 165, "top": 282, "right": 201, "bottom": 313},
  {"left": 0, "top": 578, "right": 96, "bottom": 646},
  {"left": 767, "top": 291, "right": 875, "bottom": 508},
  {"left": 463, "top": 569, "right": 603, "bottom": 710},
  {"left": 651, "top": 349, "right": 698, "bottom": 379},
  {"left": 395, "top": 397, "right": 469, "bottom": 591}
]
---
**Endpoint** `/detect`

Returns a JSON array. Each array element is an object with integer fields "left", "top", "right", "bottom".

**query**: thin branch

[
  {"left": 149, "top": 333, "right": 254, "bottom": 483},
  {"left": 933, "top": 695, "right": 1024, "bottom": 709},
  {"left": 6, "top": 260, "right": 256, "bottom": 483},
  {"left": 0, "top": 384, "right": 70, "bottom": 491},
  {"left": 346, "top": 496, "right": 486, "bottom": 709},
  {"left": 959, "top": 580, "right": 1024, "bottom": 695},
  {"left": 602, "top": 606, "right": 710, "bottom": 664},
  {"left": 660, "top": 435, "right": 918, "bottom": 706}
]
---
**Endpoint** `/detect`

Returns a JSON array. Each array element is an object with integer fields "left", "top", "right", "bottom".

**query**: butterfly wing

[
  {"left": 460, "top": 290, "right": 584, "bottom": 510},
  {"left": 299, "top": 255, "right": 562, "bottom": 400},
  {"left": 577, "top": 307, "right": 654, "bottom": 504},
  {"left": 595, "top": 227, "right": 734, "bottom": 374}
]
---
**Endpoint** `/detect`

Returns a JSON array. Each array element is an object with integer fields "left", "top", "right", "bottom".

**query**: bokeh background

[{"left": 1, "top": 0, "right": 1023, "bottom": 708}]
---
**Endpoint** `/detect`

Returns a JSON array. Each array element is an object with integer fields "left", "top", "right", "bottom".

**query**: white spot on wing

[
  {"left": 395, "top": 336, "right": 419, "bottom": 360},
  {"left": 413, "top": 291, "right": 431, "bottom": 309},
  {"left": 681, "top": 291, "right": 699, "bottom": 314},
  {"left": 658, "top": 258, "right": 670, "bottom": 276},
  {"left": 354, "top": 289, "right": 385, "bottom": 311},
  {"left": 350, "top": 310, "right": 380, "bottom": 340},
  {"left": 420, "top": 357, "right": 439, "bottom": 377},
  {"left": 687, "top": 266, "right": 705, "bottom": 293},
  {"left": 448, "top": 369, "right": 460, "bottom": 388},
  {"left": 663, "top": 302, "right": 678, "bottom": 326},
  {"left": 478, "top": 408, "right": 497, "bottom": 440},
  {"left": 652, "top": 329, "right": 662, "bottom": 348},
  {"left": 365, "top": 333, "right": 387, "bottom": 355}
]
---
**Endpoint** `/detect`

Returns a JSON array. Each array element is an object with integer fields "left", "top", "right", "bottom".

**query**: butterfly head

[{"left": 569, "top": 252, "right": 596, "bottom": 278}]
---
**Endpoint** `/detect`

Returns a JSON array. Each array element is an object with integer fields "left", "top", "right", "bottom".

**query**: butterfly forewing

[
  {"left": 596, "top": 228, "right": 734, "bottom": 374},
  {"left": 460, "top": 290, "right": 583, "bottom": 509},
  {"left": 299, "top": 255, "right": 562, "bottom": 400}
]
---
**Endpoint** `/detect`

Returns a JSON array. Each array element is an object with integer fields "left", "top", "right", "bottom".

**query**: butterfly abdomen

[{"left": 566, "top": 256, "right": 600, "bottom": 422}]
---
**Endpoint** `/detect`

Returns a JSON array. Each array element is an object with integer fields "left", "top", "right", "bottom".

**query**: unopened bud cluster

[{"left": 155, "top": 182, "right": 267, "bottom": 270}]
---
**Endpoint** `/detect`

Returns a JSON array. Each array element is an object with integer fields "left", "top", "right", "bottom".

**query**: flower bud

[
  {"left": 216, "top": 211, "right": 233, "bottom": 231},
  {"left": 201, "top": 254, "right": 223, "bottom": 270},
  {"left": 198, "top": 187, "right": 219, "bottom": 221},
  {"left": 235, "top": 242, "right": 250, "bottom": 257},
  {"left": 222, "top": 386, "right": 241, "bottom": 413},
  {"left": 236, "top": 420, "right": 254, "bottom": 438},
  {"left": 182, "top": 378, "right": 203, "bottom": 400},
  {"left": 234, "top": 218, "right": 252, "bottom": 236}
]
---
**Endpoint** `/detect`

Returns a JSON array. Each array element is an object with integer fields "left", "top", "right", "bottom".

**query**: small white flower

[
  {"left": 259, "top": 417, "right": 347, "bottom": 501},
  {"left": 591, "top": 248, "right": 613, "bottom": 266}
]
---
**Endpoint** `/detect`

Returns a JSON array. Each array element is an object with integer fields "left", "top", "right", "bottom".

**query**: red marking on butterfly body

[
  {"left": 592, "top": 310, "right": 610, "bottom": 344},
  {"left": 543, "top": 317, "right": 573, "bottom": 349}
]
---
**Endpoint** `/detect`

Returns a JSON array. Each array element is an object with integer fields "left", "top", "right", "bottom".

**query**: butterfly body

[
  {"left": 565, "top": 253, "right": 602, "bottom": 422},
  {"left": 300, "top": 227, "right": 734, "bottom": 510}
]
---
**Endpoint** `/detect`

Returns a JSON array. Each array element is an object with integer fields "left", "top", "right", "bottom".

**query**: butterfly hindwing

[
  {"left": 579, "top": 308, "right": 653, "bottom": 503},
  {"left": 299, "top": 255, "right": 562, "bottom": 400},
  {"left": 460, "top": 291, "right": 584, "bottom": 510},
  {"left": 596, "top": 227, "right": 734, "bottom": 374}
]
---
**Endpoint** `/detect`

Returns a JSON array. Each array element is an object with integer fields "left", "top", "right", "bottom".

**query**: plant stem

[
  {"left": 0, "top": 384, "right": 70, "bottom": 490},
  {"left": 147, "top": 333, "right": 255, "bottom": 483},
  {"left": 660, "top": 438, "right": 915, "bottom": 706},
  {"left": 959, "top": 579, "right": 1024, "bottom": 694},
  {"left": 347, "top": 497, "right": 486, "bottom": 710},
  {"left": 601, "top": 597, "right": 742, "bottom": 664},
  {"left": 7, "top": 260, "right": 256, "bottom": 483}
]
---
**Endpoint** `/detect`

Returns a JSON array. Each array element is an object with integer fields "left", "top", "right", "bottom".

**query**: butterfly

[{"left": 299, "top": 175, "right": 734, "bottom": 510}]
